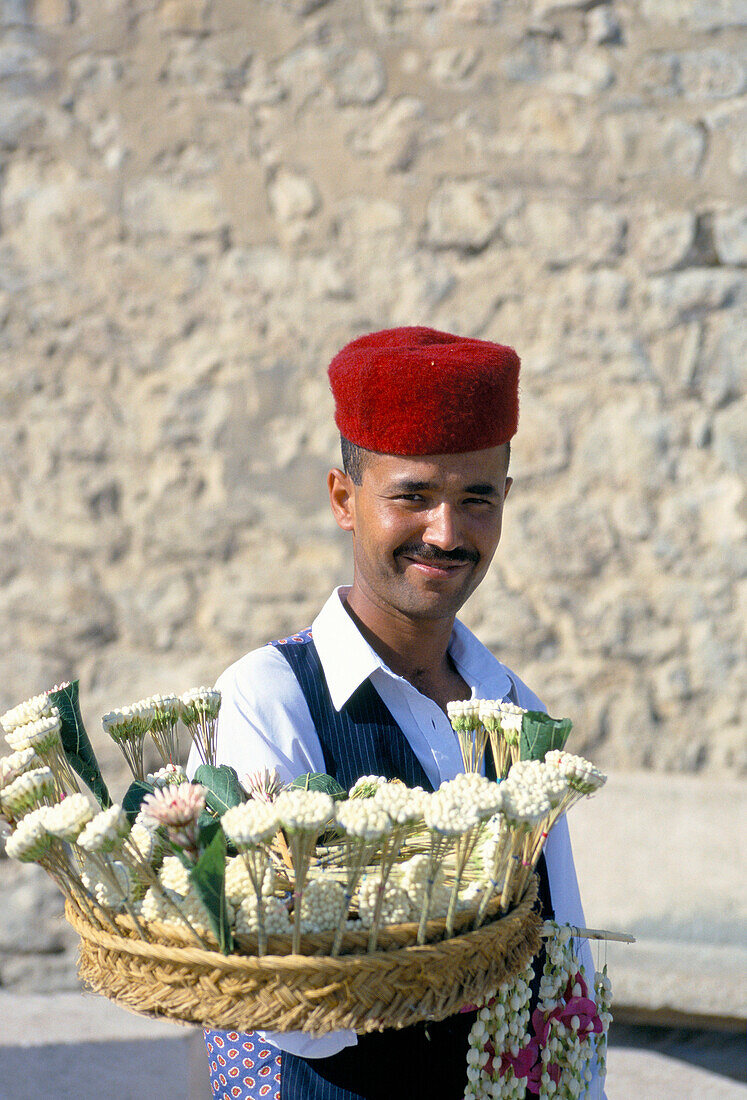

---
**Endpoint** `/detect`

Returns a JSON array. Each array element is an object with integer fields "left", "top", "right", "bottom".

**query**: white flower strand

[
  {"left": 4, "top": 801, "right": 110, "bottom": 933},
  {"left": 482, "top": 701, "right": 527, "bottom": 780},
  {"left": 357, "top": 873, "right": 411, "bottom": 927},
  {"left": 273, "top": 789, "right": 335, "bottom": 955},
  {"left": 179, "top": 687, "right": 221, "bottom": 767},
  {"left": 144, "top": 694, "right": 181, "bottom": 766},
  {"left": 534, "top": 923, "right": 611, "bottom": 1099},
  {"left": 4, "top": 712, "right": 80, "bottom": 798},
  {"left": 299, "top": 875, "right": 348, "bottom": 934},
  {"left": 348, "top": 774, "right": 388, "bottom": 799},
  {"left": 330, "top": 798, "right": 390, "bottom": 955},
  {"left": 416, "top": 788, "right": 475, "bottom": 944},
  {"left": 396, "top": 855, "right": 450, "bottom": 921},
  {"left": 0, "top": 766, "right": 57, "bottom": 822},
  {"left": 594, "top": 965, "right": 612, "bottom": 1085},
  {"left": 235, "top": 893, "right": 289, "bottom": 938},
  {"left": 363, "top": 784, "right": 426, "bottom": 952},
  {"left": 0, "top": 748, "right": 40, "bottom": 786},
  {"left": 447, "top": 700, "right": 490, "bottom": 774},
  {"left": 77, "top": 805, "right": 130, "bottom": 854},
  {"left": 465, "top": 960, "right": 535, "bottom": 1100},
  {"left": 0, "top": 693, "right": 57, "bottom": 735},
  {"left": 146, "top": 763, "right": 187, "bottom": 789},
  {"left": 438, "top": 775, "right": 501, "bottom": 936},
  {"left": 222, "top": 801, "right": 280, "bottom": 954},
  {"left": 119, "top": 819, "right": 210, "bottom": 950},
  {"left": 102, "top": 703, "right": 154, "bottom": 781}
]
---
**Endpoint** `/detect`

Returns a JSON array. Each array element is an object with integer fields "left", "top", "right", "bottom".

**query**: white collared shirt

[{"left": 189, "top": 588, "right": 602, "bottom": 1082}]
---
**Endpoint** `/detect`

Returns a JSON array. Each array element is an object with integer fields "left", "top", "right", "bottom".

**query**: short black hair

[
  {"left": 340, "top": 435, "right": 369, "bottom": 485},
  {"left": 340, "top": 435, "right": 510, "bottom": 485}
]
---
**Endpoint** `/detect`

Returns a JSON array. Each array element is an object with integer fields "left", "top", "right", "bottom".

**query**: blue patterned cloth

[{"left": 204, "top": 1029, "right": 281, "bottom": 1099}]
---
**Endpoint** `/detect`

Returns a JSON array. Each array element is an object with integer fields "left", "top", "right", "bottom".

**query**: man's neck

[{"left": 343, "top": 586, "right": 456, "bottom": 684}]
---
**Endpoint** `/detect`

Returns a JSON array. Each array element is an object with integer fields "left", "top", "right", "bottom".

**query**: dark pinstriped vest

[{"left": 271, "top": 629, "right": 554, "bottom": 1100}]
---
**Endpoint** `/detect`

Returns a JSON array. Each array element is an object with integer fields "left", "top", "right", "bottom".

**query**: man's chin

[{"left": 394, "top": 583, "right": 474, "bottom": 621}]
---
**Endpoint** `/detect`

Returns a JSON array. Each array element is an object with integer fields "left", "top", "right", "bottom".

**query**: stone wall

[{"left": 0, "top": 0, "right": 745, "bottom": 988}]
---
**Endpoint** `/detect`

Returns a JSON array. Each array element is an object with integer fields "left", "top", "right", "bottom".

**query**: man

[{"left": 196, "top": 327, "right": 599, "bottom": 1100}]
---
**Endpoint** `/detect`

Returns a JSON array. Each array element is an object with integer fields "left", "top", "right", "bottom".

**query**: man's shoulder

[{"left": 216, "top": 634, "right": 310, "bottom": 702}]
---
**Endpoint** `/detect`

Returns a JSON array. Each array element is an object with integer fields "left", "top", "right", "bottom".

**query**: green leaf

[
  {"left": 289, "top": 772, "right": 347, "bottom": 801},
  {"left": 48, "top": 680, "right": 111, "bottom": 807},
  {"left": 193, "top": 764, "right": 244, "bottom": 818},
  {"left": 122, "top": 779, "right": 155, "bottom": 824},
  {"left": 519, "top": 711, "right": 573, "bottom": 762},
  {"left": 189, "top": 819, "right": 233, "bottom": 954}
]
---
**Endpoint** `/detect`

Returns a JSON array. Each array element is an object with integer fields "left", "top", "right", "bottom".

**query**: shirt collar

[{"left": 312, "top": 587, "right": 513, "bottom": 711}]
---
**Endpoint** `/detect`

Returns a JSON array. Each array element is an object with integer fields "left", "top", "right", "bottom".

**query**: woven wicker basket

[{"left": 67, "top": 878, "right": 541, "bottom": 1036}]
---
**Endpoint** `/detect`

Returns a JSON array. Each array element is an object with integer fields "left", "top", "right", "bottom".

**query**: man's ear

[
  {"left": 328, "top": 467, "right": 356, "bottom": 532},
  {"left": 504, "top": 476, "right": 513, "bottom": 502}
]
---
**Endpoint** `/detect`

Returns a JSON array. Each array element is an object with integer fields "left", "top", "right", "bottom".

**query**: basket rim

[
  {"left": 68, "top": 880, "right": 542, "bottom": 1035},
  {"left": 65, "top": 878, "right": 538, "bottom": 974}
]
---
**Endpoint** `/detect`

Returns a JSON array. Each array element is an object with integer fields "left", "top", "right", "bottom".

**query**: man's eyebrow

[
  {"left": 463, "top": 482, "right": 499, "bottom": 496},
  {"left": 387, "top": 478, "right": 435, "bottom": 493},
  {"left": 386, "top": 478, "right": 499, "bottom": 495}
]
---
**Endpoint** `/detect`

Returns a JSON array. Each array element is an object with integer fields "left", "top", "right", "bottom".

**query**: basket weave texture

[{"left": 68, "top": 877, "right": 541, "bottom": 1035}]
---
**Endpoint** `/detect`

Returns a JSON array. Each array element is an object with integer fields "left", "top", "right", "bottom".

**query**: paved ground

[{"left": 0, "top": 994, "right": 744, "bottom": 1100}]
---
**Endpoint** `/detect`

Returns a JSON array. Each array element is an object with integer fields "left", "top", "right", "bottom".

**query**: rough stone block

[
  {"left": 268, "top": 167, "right": 321, "bottom": 224},
  {"left": 348, "top": 95, "right": 425, "bottom": 172},
  {"left": 424, "top": 179, "right": 520, "bottom": 251},
  {"left": 585, "top": 5, "right": 622, "bottom": 45},
  {"left": 428, "top": 46, "right": 481, "bottom": 87},
  {"left": 640, "top": 0, "right": 747, "bottom": 32},
  {"left": 508, "top": 200, "right": 625, "bottom": 265},
  {"left": 30, "top": 0, "right": 74, "bottom": 24},
  {"left": 123, "top": 178, "right": 228, "bottom": 236},
  {"left": 713, "top": 205, "right": 747, "bottom": 264},
  {"left": 630, "top": 206, "right": 696, "bottom": 273},
  {"left": 712, "top": 398, "right": 747, "bottom": 474},
  {"left": 158, "top": 0, "right": 209, "bottom": 32},
  {"left": 0, "top": 96, "right": 41, "bottom": 148},
  {"left": 705, "top": 101, "right": 747, "bottom": 176},
  {"left": 333, "top": 48, "right": 386, "bottom": 105},
  {"left": 679, "top": 48, "right": 746, "bottom": 100},
  {"left": 515, "top": 95, "right": 591, "bottom": 155},
  {"left": 699, "top": 320, "right": 746, "bottom": 407},
  {"left": 643, "top": 269, "right": 744, "bottom": 328},
  {"left": 603, "top": 112, "right": 707, "bottom": 178}
]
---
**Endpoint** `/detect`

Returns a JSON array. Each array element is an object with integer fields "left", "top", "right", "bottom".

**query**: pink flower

[
  {"left": 531, "top": 1006, "right": 560, "bottom": 1047},
  {"left": 564, "top": 969, "right": 589, "bottom": 1000},
  {"left": 558, "top": 995, "right": 603, "bottom": 1035},
  {"left": 141, "top": 783, "right": 206, "bottom": 827},
  {"left": 500, "top": 1038, "right": 540, "bottom": 1081}
]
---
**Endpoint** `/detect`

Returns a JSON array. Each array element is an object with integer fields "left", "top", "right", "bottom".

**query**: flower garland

[{"left": 465, "top": 924, "right": 611, "bottom": 1099}]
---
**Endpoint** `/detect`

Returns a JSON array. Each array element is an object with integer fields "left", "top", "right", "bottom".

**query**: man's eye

[
  {"left": 398, "top": 494, "right": 423, "bottom": 502},
  {"left": 465, "top": 498, "right": 492, "bottom": 506}
]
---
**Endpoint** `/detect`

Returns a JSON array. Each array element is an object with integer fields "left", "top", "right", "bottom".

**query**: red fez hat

[{"left": 328, "top": 326, "right": 520, "bottom": 456}]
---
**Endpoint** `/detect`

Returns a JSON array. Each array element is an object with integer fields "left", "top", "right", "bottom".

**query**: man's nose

[{"left": 422, "top": 504, "right": 461, "bottom": 551}]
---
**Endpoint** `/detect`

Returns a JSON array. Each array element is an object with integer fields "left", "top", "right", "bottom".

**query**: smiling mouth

[{"left": 402, "top": 556, "right": 470, "bottom": 575}]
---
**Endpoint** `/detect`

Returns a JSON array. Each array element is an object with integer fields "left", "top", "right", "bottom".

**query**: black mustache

[{"left": 396, "top": 543, "right": 479, "bottom": 565}]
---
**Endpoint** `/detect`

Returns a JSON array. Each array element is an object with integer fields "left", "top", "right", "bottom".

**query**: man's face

[{"left": 328, "top": 445, "right": 512, "bottom": 623}]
